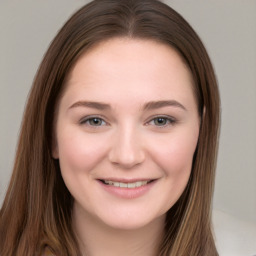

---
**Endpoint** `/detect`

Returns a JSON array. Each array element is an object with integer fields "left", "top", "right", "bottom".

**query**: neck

[{"left": 72, "top": 204, "right": 165, "bottom": 256}]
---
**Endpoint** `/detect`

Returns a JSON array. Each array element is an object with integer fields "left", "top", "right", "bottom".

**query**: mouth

[
  {"left": 99, "top": 179, "right": 155, "bottom": 189},
  {"left": 97, "top": 178, "right": 157, "bottom": 199}
]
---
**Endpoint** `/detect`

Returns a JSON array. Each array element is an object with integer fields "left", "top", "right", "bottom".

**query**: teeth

[
  {"left": 120, "top": 182, "right": 127, "bottom": 188},
  {"left": 104, "top": 180, "right": 149, "bottom": 188},
  {"left": 128, "top": 183, "right": 136, "bottom": 188}
]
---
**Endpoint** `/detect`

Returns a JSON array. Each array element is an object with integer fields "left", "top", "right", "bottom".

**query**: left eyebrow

[
  {"left": 143, "top": 100, "right": 187, "bottom": 111},
  {"left": 68, "top": 101, "right": 111, "bottom": 110}
]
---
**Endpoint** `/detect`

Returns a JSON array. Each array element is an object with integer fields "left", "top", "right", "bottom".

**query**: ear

[
  {"left": 203, "top": 106, "right": 206, "bottom": 116},
  {"left": 201, "top": 106, "right": 206, "bottom": 122},
  {"left": 52, "top": 147, "right": 59, "bottom": 159},
  {"left": 198, "top": 106, "right": 205, "bottom": 128},
  {"left": 202, "top": 106, "right": 206, "bottom": 121},
  {"left": 52, "top": 136, "right": 59, "bottom": 159}
]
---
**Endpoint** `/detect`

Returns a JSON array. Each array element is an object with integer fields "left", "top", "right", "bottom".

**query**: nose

[{"left": 108, "top": 126, "right": 145, "bottom": 169}]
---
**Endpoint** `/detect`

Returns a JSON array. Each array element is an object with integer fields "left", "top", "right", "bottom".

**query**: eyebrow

[
  {"left": 143, "top": 100, "right": 187, "bottom": 111},
  {"left": 69, "top": 100, "right": 186, "bottom": 111},
  {"left": 69, "top": 101, "right": 111, "bottom": 110}
]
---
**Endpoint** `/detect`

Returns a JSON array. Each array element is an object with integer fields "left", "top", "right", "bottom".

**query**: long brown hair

[{"left": 0, "top": 0, "right": 220, "bottom": 255}]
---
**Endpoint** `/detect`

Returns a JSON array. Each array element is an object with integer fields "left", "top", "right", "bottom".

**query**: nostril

[
  {"left": 108, "top": 135, "right": 145, "bottom": 168},
  {"left": 108, "top": 151, "right": 145, "bottom": 169}
]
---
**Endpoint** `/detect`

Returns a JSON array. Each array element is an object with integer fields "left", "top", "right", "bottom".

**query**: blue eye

[{"left": 81, "top": 117, "right": 106, "bottom": 126}]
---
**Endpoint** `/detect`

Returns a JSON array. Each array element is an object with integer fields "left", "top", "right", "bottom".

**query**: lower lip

[{"left": 97, "top": 180, "right": 156, "bottom": 199}]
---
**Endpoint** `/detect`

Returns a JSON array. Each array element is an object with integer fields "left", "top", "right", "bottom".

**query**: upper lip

[{"left": 97, "top": 178, "right": 157, "bottom": 183}]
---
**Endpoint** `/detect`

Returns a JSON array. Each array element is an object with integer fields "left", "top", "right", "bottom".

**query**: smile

[
  {"left": 101, "top": 180, "right": 151, "bottom": 188},
  {"left": 98, "top": 179, "right": 157, "bottom": 199}
]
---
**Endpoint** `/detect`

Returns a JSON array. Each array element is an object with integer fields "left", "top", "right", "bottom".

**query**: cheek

[
  {"left": 56, "top": 128, "right": 109, "bottom": 175},
  {"left": 56, "top": 129, "right": 111, "bottom": 206},
  {"left": 149, "top": 128, "right": 199, "bottom": 181},
  {"left": 167, "top": 139, "right": 196, "bottom": 173},
  {"left": 148, "top": 130, "right": 199, "bottom": 212}
]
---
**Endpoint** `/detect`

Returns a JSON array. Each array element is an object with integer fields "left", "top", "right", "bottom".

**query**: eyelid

[
  {"left": 78, "top": 114, "right": 176, "bottom": 128},
  {"left": 79, "top": 115, "right": 108, "bottom": 126},
  {"left": 145, "top": 115, "right": 177, "bottom": 127}
]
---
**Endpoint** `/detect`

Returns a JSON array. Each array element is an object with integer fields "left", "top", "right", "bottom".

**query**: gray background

[{"left": 0, "top": 0, "right": 256, "bottom": 226}]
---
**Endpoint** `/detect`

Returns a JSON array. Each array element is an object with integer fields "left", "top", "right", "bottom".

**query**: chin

[{"left": 95, "top": 209, "right": 166, "bottom": 232}]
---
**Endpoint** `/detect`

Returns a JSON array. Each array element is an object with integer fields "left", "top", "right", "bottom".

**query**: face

[{"left": 53, "top": 38, "right": 200, "bottom": 230}]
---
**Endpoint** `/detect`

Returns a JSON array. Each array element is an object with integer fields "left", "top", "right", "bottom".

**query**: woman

[{"left": 0, "top": 0, "right": 220, "bottom": 255}]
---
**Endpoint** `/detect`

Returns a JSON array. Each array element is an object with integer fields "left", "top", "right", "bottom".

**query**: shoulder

[{"left": 213, "top": 209, "right": 256, "bottom": 256}]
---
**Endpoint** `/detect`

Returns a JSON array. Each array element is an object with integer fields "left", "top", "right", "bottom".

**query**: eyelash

[
  {"left": 146, "top": 116, "right": 176, "bottom": 127},
  {"left": 80, "top": 116, "right": 107, "bottom": 127},
  {"left": 79, "top": 115, "right": 176, "bottom": 128}
]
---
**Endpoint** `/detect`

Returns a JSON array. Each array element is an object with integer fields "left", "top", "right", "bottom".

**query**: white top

[{"left": 213, "top": 209, "right": 256, "bottom": 256}]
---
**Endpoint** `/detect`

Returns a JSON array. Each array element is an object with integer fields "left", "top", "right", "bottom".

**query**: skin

[{"left": 53, "top": 38, "right": 200, "bottom": 256}]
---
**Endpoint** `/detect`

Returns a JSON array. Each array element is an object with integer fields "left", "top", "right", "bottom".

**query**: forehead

[
  {"left": 62, "top": 38, "right": 196, "bottom": 109},
  {"left": 68, "top": 37, "right": 192, "bottom": 81}
]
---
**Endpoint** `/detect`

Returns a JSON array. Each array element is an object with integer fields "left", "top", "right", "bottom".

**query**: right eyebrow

[
  {"left": 143, "top": 100, "right": 187, "bottom": 111},
  {"left": 68, "top": 101, "right": 111, "bottom": 110}
]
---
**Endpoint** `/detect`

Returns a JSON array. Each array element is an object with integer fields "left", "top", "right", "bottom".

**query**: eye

[
  {"left": 80, "top": 117, "right": 107, "bottom": 126},
  {"left": 147, "top": 116, "right": 176, "bottom": 127}
]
